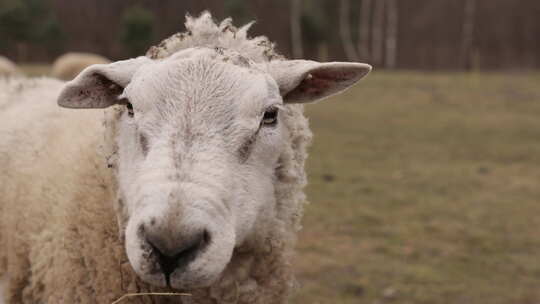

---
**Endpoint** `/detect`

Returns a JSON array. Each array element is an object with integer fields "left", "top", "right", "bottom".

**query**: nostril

[
  {"left": 203, "top": 229, "right": 211, "bottom": 245},
  {"left": 146, "top": 230, "right": 210, "bottom": 286}
]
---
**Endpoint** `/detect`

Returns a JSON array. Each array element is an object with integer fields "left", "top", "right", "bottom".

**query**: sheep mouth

[{"left": 126, "top": 214, "right": 235, "bottom": 290}]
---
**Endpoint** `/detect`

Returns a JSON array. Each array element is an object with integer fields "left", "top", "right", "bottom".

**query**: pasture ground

[
  {"left": 19, "top": 65, "right": 540, "bottom": 303},
  {"left": 294, "top": 71, "right": 540, "bottom": 304}
]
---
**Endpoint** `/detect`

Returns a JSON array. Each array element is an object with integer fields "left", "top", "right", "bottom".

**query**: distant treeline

[{"left": 0, "top": 0, "right": 538, "bottom": 70}]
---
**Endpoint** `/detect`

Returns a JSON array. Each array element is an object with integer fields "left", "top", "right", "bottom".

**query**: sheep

[
  {"left": 0, "top": 56, "right": 20, "bottom": 77},
  {"left": 50, "top": 52, "right": 111, "bottom": 80},
  {"left": 0, "top": 12, "right": 371, "bottom": 304}
]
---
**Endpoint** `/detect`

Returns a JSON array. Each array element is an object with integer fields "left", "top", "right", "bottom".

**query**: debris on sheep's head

[{"left": 56, "top": 12, "right": 371, "bottom": 290}]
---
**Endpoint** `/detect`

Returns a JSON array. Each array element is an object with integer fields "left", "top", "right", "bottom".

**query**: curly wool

[{"left": 146, "top": 11, "right": 284, "bottom": 62}]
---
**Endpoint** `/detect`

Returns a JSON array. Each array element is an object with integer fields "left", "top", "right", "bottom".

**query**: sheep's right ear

[{"left": 57, "top": 56, "right": 151, "bottom": 109}]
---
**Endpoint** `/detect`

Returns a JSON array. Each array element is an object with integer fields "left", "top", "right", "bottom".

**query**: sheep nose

[{"left": 145, "top": 228, "right": 210, "bottom": 286}]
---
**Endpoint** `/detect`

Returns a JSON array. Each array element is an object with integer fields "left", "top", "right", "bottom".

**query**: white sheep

[
  {"left": 50, "top": 52, "right": 111, "bottom": 80},
  {"left": 0, "top": 12, "right": 371, "bottom": 303},
  {"left": 0, "top": 56, "right": 20, "bottom": 77}
]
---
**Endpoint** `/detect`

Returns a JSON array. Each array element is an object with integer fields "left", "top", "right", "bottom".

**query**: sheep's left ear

[
  {"left": 268, "top": 60, "right": 371, "bottom": 104},
  {"left": 57, "top": 56, "right": 152, "bottom": 109}
]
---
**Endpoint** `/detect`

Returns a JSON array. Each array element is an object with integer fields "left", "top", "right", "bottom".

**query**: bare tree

[
  {"left": 385, "top": 0, "right": 398, "bottom": 68},
  {"left": 317, "top": 42, "right": 329, "bottom": 62},
  {"left": 290, "top": 0, "right": 303, "bottom": 59},
  {"left": 461, "top": 0, "right": 477, "bottom": 69},
  {"left": 371, "top": 0, "right": 385, "bottom": 66},
  {"left": 339, "top": 0, "right": 358, "bottom": 61},
  {"left": 358, "top": 0, "right": 372, "bottom": 60}
]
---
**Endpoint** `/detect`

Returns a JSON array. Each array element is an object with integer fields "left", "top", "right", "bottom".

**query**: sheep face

[
  {"left": 57, "top": 47, "right": 371, "bottom": 289},
  {"left": 118, "top": 51, "right": 285, "bottom": 289}
]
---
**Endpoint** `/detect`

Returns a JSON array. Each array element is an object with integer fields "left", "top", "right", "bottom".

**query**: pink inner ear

[
  {"left": 294, "top": 74, "right": 329, "bottom": 97},
  {"left": 58, "top": 73, "right": 125, "bottom": 109},
  {"left": 286, "top": 68, "right": 359, "bottom": 101}
]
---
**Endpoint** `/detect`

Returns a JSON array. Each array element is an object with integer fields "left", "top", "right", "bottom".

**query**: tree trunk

[
  {"left": 339, "top": 0, "right": 358, "bottom": 61},
  {"left": 371, "top": 0, "right": 385, "bottom": 66},
  {"left": 290, "top": 0, "right": 303, "bottom": 59},
  {"left": 384, "top": 0, "right": 398, "bottom": 68},
  {"left": 317, "top": 42, "right": 329, "bottom": 62},
  {"left": 461, "top": 0, "right": 476, "bottom": 70},
  {"left": 16, "top": 43, "right": 29, "bottom": 62},
  {"left": 358, "top": 0, "right": 372, "bottom": 60}
]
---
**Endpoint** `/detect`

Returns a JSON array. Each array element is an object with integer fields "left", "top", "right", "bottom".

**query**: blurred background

[
  {"left": 2, "top": 0, "right": 540, "bottom": 303},
  {"left": 1, "top": 0, "right": 539, "bottom": 69}
]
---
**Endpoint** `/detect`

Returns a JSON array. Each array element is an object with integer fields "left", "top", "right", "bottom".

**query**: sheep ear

[
  {"left": 268, "top": 60, "right": 372, "bottom": 104},
  {"left": 57, "top": 56, "right": 151, "bottom": 109}
]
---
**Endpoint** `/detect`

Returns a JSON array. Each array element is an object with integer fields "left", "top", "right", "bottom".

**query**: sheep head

[{"left": 57, "top": 47, "right": 370, "bottom": 289}]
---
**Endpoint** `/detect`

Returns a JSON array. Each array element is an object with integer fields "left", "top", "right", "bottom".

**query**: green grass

[{"left": 293, "top": 71, "right": 540, "bottom": 304}]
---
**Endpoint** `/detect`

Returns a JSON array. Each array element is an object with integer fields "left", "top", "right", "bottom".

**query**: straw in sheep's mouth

[{"left": 111, "top": 292, "right": 191, "bottom": 304}]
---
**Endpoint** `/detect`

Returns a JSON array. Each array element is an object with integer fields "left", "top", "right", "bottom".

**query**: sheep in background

[
  {"left": 0, "top": 56, "right": 21, "bottom": 77},
  {"left": 0, "top": 12, "right": 371, "bottom": 303},
  {"left": 51, "top": 52, "right": 110, "bottom": 80}
]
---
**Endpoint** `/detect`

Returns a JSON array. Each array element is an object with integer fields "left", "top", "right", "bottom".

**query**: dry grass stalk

[{"left": 111, "top": 292, "right": 191, "bottom": 304}]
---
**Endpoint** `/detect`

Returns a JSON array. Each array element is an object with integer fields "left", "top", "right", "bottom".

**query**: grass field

[
  {"left": 18, "top": 65, "right": 540, "bottom": 303},
  {"left": 293, "top": 71, "right": 540, "bottom": 304}
]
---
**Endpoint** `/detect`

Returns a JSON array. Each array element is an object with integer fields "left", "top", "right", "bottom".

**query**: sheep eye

[
  {"left": 126, "top": 102, "right": 134, "bottom": 117},
  {"left": 262, "top": 107, "right": 278, "bottom": 126}
]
